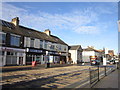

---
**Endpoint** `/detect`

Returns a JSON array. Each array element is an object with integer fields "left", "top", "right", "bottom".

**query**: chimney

[
  {"left": 44, "top": 29, "right": 51, "bottom": 36},
  {"left": 11, "top": 17, "right": 19, "bottom": 26}
]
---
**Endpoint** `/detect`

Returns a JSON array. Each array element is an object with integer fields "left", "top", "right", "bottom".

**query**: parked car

[
  {"left": 91, "top": 60, "right": 100, "bottom": 65},
  {"left": 106, "top": 60, "right": 110, "bottom": 64},
  {"left": 107, "top": 60, "right": 116, "bottom": 64},
  {"left": 115, "top": 59, "right": 119, "bottom": 63}
]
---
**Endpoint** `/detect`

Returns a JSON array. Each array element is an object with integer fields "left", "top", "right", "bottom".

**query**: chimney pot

[
  {"left": 44, "top": 29, "right": 51, "bottom": 36},
  {"left": 11, "top": 17, "right": 19, "bottom": 26}
]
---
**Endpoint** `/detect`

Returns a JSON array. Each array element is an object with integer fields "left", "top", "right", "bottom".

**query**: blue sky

[{"left": 1, "top": 2, "right": 118, "bottom": 54}]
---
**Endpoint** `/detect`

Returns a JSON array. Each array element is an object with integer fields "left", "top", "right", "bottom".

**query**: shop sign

[
  {"left": 48, "top": 51, "right": 54, "bottom": 54},
  {"left": 61, "top": 53, "right": 67, "bottom": 56},
  {"left": 48, "top": 51, "right": 59, "bottom": 55},
  {"left": 0, "top": 47, "right": 25, "bottom": 52},
  {"left": 29, "top": 49, "right": 43, "bottom": 53}
]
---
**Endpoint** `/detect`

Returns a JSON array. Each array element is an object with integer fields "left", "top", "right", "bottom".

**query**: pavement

[{"left": 92, "top": 69, "right": 119, "bottom": 88}]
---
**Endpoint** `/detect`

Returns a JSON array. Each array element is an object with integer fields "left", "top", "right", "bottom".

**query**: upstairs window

[
  {"left": 0, "top": 32, "right": 6, "bottom": 45},
  {"left": 44, "top": 41, "right": 48, "bottom": 49},
  {"left": 64, "top": 46, "right": 66, "bottom": 51},
  {"left": 10, "top": 34, "right": 20, "bottom": 47},
  {"left": 40, "top": 40, "right": 43, "bottom": 48},
  {"left": 59, "top": 45, "right": 61, "bottom": 50},
  {"left": 30, "top": 38, "right": 34, "bottom": 47},
  {"left": 50, "top": 45, "right": 55, "bottom": 50}
]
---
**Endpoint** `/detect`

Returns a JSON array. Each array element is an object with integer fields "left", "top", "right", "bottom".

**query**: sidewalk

[{"left": 93, "top": 69, "right": 118, "bottom": 88}]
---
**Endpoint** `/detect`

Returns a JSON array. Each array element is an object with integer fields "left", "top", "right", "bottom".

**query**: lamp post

[
  {"left": 46, "top": 51, "right": 50, "bottom": 68},
  {"left": 46, "top": 44, "right": 52, "bottom": 68}
]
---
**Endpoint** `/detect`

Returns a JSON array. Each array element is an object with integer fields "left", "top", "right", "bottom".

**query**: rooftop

[
  {"left": 69, "top": 45, "right": 82, "bottom": 50},
  {"left": 1, "top": 18, "right": 68, "bottom": 46},
  {"left": 83, "top": 47, "right": 104, "bottom": 52}
]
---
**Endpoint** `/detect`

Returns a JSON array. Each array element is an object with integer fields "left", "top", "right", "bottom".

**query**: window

[
  {"left": 10, "top": 35, "right": 20, "bottom": 46},
  {"left": 55, "top": 45, "right": 58, "bottom": 50},
  {"left": 64, "top": 46, "right": 66, "bottom": 51},
  {"left": 7, "top": 52, "right": 17, "bottom": 56},
  {"left": 44, "top": 41, "right": 48, "bottom": 49},
  {"left": 30, "top": 38, "right": 34, "bottom": 47},
  {"left": 26, "top": 37, "right": 29, "bottom": 47},
  {"left": 0, "top": 32, "right": 6, "bottom": 44},
  {"left": 59, "top": 45, "right": 61, "bottom": 50},
  {"left": 7, "top": 52, "right": 10, "bottom": 55},
  {"left": 40, "top": 40, "right": 43, "bottom": 48},
  {"left": 1, "top": 51, "right": 4, "bottom": 56},
  {"left": 50, "top": 45, "right": 55, "bottom": 50}
]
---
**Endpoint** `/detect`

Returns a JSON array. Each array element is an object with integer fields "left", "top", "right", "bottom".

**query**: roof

[
  {"left": 108, "top": 50, "right": 114, "bottom": 52},
  {"left": 83, "top": 47, "right": 104, "bottom": 52},
  {"left": 0, "top": 20, "right": 15, "bottom": 29},
  {"left": 69, "top": 45, "right": 81, "bottom": 50},
  {"left": 1, "top": 19, "right": 68, "bottom": 46}
]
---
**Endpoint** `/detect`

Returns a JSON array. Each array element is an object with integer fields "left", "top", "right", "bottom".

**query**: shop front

[
  {"left": 26, "top": 48, "right": 46, "bottom": 65},
  {"left": 46, "top": 51, "right": 61, "bottom": 64},
  {"left": 47, "top": 51, "right": 68, "bottom": 64},
  {"left": 0, "top": 47, "right": 26, "bottom": 66},
  {"left": 60, "top": 52, "right": 68, "bottom": 64}
]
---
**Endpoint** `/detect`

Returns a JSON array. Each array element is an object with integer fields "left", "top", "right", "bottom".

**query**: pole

[
  {"left": 98, "top": 66, "right": 99, "bottom": 81},
  {"left": 89, "top": 67, "right": 91, "bottom": 88},
  {"left": 105, "top": 66, "right": 107, "bottom": 76}
]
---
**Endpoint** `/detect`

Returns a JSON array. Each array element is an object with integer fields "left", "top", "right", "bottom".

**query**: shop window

[
  {"left": 10, "top": 35, "right": 20, "bottom": 46},
  {"left": 10, "top": 52, "right": 14, "bottom": 55},
  {"left": 7, "top": 52, "right": 10, "bottom": 55},
  {"left": 14, "top": 52, "right": 17, "bottom": 56},
  {"left": 1, "top": 51, "right": 4, "bottom": 56},
  {"left": 7, "top": 52, "right": 16, "bottom": 56}
]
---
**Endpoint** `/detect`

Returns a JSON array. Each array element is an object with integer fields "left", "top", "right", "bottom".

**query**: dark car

[
  {"left": 91, "top": 60, "right": 100, "bottom": 65},
  {"left": 110, "top": 60, "right": 116, "bottom": 64}
]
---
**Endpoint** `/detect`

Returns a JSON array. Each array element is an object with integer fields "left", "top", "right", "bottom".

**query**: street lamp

[
  {"left": 45, "top": 50, "right": 50, "bottom": 68},
  {"left": 45, "top": 44, "right": 52, "bottom": 68}
]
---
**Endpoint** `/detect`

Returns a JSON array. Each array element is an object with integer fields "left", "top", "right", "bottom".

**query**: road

[{"left": 1, "top": 65, "right": 93, "bottom": 88}]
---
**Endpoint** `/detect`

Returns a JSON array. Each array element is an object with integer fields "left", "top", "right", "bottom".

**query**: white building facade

[
  {"left": 82, "top": 47, "right": 103, "bottom": 62},
  {"left": 69, "top": 45, "right": 82, "bottom": 64}
]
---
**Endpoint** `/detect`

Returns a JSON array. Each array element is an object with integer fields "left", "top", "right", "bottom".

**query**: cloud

[
  {"left": 74, "top": 26, "right": 99, "bottom": 34},
  {"left": 2, "top": 2, "right": 111, "bottom": 34}
]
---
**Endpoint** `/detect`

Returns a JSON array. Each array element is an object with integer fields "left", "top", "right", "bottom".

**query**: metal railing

[
  {"left": 89, "top": 66, "right": 99, "bottom": 87},
  {"left": 89, "top": 65, "right": 116, "bottom": 88}
]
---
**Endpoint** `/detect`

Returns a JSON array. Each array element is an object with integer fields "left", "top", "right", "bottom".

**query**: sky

[{"left": 1, "top": 2, "right": 118, "bottom": 54}]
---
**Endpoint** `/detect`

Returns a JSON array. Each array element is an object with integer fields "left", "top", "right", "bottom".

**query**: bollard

[{"left": 116, "top": 62, "right": 119, "bottom": 69}]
